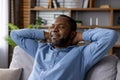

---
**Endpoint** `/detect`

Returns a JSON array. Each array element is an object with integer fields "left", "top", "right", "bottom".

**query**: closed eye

[{"left": 58, "top": 25, "right": 65, "bottom": 29}]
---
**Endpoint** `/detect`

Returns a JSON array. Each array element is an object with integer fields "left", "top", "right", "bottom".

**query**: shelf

[
  {"left": 114, "top": 45, "right": 120, "bottom": 48},
  {"left": 111, "top": 26, "right": 120, "bottom": 29},
  {"left": 31, "top": 7, "right": 114, "bottom": 11},
  {"left": 77, "top": 26, "right": 120, "bottom": 29},
  {"left": 73, "top": 8, "right": 120, "bottom": 10},
  {"left": 38, "top": 25, "right": 120, "bottom": 29},
  {"left": 31, "top": 7, "right": 70, "bottom": 11},
  {"left": 112, "top": 8, "right": 120, "bottom": 10},
  {"left": 31, "top": 6, "right": 120, "bottom": 11}
]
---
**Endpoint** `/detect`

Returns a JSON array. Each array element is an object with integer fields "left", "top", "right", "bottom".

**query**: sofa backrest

[
  {"left": 85, "top": 55, "right": 119, "bottom": 80},
  {"left": 9, "top": 46, "right": 120, "bottom": 80},
  {"left": 9, "top": 46, "right": 34, "bottom": 80}
]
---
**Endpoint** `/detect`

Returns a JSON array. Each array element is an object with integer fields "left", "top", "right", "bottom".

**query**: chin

[
  {"left": 51, "top": 40, "right": 61, "bottom": 46},
  {"left": 51, "top": 42, "right": 60, "bottom": 46},
  {"left": 51, "top": 38, "right": 70, "bottom": 46}
]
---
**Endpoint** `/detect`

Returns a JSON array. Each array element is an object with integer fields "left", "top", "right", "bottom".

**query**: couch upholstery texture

[{"left": 9, "top": 46, "right": 120, "bottom": 80}]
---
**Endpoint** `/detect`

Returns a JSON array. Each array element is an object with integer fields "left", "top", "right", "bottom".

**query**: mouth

[
  {"left": 50, "top": 32, "right": 59, "bottom": 39},
  {"left": 51, "top": 35, "right": 58, "bottom": 39}
]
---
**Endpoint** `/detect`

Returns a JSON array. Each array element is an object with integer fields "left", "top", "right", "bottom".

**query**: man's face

[{"left": 49, "top": 16, "right": 72, "bottom": 47}]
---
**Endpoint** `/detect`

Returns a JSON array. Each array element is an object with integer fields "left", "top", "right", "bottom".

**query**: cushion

[
  {"left": 85, "top": 55, "right": 118, "bottom": 80},
  {"left": 0, "top": 68, "right": 22, "bottom": 80},
  {"left": 9, "top": 46, "right": 34, "bottom": 80}
]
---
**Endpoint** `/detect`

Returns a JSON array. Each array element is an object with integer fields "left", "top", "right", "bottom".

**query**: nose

[{"left": 52, "top": 25, "right": 59, "bottom": 32}]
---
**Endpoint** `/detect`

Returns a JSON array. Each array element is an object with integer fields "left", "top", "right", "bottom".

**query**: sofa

[{"left": 9, "top": 46, "right": 120, "bottom": 80}]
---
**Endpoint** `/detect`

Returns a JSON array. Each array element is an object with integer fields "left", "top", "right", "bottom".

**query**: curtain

[{"left": 0, "top": 0, "right": 8, "bottom": 68}]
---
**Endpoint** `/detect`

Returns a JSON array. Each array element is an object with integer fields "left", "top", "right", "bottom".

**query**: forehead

[{"left": 54, "top": 16, "right": 70, "bottom": 24}]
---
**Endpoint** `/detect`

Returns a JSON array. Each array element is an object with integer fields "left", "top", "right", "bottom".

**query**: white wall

[{"left": 0, "top": 0, "right": 8, "bottom": 68}]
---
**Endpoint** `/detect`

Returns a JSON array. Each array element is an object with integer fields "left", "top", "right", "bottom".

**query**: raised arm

[
  {"left": 81, "top": 28, "right": 118, "bottom": 70},
  {"left": 10, "top": 29, "right": 49, "bottom": 58}
]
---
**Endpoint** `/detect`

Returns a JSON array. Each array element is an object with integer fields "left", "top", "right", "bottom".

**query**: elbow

[
  {"left": 10, "top": 30, "right": 15, "bottom": 38},
  {"left": 110, "top": 30, "right": 118, "bottom": 42},
  {"left": 107, "top": 30, "right": 118, "bottom": 45},
  {"left": 10, "top": 30, "right": 18, "bottom": 41}
]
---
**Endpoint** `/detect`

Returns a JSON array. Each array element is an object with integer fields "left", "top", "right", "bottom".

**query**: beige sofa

[{"left": 9, "top": 46, "right": 120, "bottom": 80}]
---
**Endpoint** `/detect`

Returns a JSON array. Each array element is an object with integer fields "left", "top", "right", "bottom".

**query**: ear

[{"left": 70, "top": 31, "right": 77, "bottom": 39}]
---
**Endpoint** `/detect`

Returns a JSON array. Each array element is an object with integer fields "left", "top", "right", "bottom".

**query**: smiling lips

[{"left": 50, "top": 32, "right": 59, "bottom": 39}]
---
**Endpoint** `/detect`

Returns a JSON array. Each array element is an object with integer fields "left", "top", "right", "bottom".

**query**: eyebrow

[{"left": 53, "top": 23, "right": 66, "bottom": 25}]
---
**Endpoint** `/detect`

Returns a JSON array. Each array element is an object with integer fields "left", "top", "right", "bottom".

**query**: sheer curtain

[{"left": 0, "top": 0, "right": 8, "bottom": 67}]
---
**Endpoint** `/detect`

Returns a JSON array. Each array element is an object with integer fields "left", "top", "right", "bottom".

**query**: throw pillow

[{"left": 0, "top": 68, "right": 22, "bottom": 80}]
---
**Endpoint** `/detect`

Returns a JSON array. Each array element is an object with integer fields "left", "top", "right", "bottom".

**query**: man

[{"left": 10, "top": 15, "right": 118, "bottom": 80}]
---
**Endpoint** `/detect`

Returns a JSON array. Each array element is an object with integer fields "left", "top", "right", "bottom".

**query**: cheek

[{"left": 60, "top": 31, "right": 71, "bottom": 38}]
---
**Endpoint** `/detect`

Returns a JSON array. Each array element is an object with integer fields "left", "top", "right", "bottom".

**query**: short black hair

[{"left": 58, "top": 15, "right": 77, "bottom": 31}]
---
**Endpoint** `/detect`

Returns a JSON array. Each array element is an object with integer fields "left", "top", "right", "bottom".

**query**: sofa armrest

[{"left": 9, "top": 46, "right": 34, "bottom": 80}]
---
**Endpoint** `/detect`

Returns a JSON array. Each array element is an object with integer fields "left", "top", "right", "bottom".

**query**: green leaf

[
  {"left": 27, "top": 24, "right": 34, "bottom": 29},
  {"left": 8, "top": 23, "right": 19, "bottom": 31},
  {"left": 36, "top": 17, "right": 42, "bottom": 25},
  {"left": 5, "top": 36, "right": 17, "bottom": 47}
]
